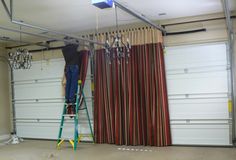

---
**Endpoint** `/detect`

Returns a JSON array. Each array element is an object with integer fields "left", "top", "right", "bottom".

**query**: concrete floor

[{"left": 0, "top": 140, "right": 236, "bottom": 160}]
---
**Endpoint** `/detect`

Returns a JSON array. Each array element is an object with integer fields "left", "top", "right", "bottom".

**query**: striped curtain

[
  {"left": 94, "top": 28, "right": 171, "bottom": 146},
  {"left": 78, "top": 50, "right": 89, "bottom": 107},
  {"left": 79, "top": 50, "right": 89, "bottom": 86}
]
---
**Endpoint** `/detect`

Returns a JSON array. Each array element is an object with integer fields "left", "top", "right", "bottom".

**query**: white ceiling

[{"left": 0, "top": 0, "right": 235, "bottom": 44}]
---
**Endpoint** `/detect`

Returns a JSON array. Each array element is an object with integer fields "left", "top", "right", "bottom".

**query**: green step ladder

[{"left": 57, "top": 80, "right": 94, "bottom": 150}]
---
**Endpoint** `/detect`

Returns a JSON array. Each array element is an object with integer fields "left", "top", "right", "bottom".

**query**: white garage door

[
  {"left": 165, "top": 43, "right": 232, "bottom": 146},
  {"left": 13, "top": 58, "right": 93, "bottom": 141}
]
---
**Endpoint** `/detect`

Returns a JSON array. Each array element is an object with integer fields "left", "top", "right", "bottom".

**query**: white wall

[{"left": 0, "top": 47, "right": 11, "bottom": 141}]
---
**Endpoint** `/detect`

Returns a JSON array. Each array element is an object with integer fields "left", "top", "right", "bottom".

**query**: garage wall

[
  {"left": 0, "top": 47, "right": 11, "bottom": 141},
  {"left": 163, "top": 15, "right": 228, "bottom": 46},
  {"left": 9, "top": 13, "right": 236, "bottom": 143}
]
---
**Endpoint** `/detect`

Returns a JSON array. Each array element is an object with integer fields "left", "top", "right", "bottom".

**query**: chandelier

[
  {"left": 104, "top": 4, "right": 131, "bottom": 64},
  {"left": 8, "top": 25, "right": 32, "bottom": 69},
  {"left": 8, "top": 48, "right": 32, "bottom": 69}
]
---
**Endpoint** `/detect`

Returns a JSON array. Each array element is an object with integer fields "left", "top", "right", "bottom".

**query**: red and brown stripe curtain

[
  {"left": 78, "top": 50, "right": 89, "bottom": 107},
  {"left": 94, "top": 28, "right": 171, "bottom": 146},
  {"left": 79, "top": 50, "right": 89, "bottom": 86}
]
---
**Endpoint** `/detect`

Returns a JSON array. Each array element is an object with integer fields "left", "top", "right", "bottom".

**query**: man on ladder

[
  {"left": 58, "top": 37, "right": 94, "bottom": 150},
  {"left": 62, "top": 36, "right": 82, "bottom": 115}
]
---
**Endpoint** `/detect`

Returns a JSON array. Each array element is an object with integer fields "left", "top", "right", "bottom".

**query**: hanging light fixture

[
  {"left": 104, "top": 4, "right": 131, "bottom": 64},
  {"left": 8, "top": 25, "right": 32, "bottom": 69}
]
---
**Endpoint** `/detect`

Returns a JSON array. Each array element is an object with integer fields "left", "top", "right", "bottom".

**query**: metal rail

[
  {"left": 113, "top": 0, "right": 166, "bottom": 33},
  {"left": 221, "top": 0, "right": 236, "bottom": 145},
  {"left": 0, "top": 36, "right": 49, "bottom": 48},
  {"left": 1, "top": 0, "right": 106, "bottom": 46},
  {"left": 0, "top": 25, "right": 79, "bottom": 45}
]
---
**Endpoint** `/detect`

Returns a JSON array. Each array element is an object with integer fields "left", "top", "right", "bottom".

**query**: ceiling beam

[
  {"left": 1, "top": 0, "right": 11, "bottom": 19},
  {"left": 0, "top": 36, "right": 50, "bottom": 48},
  {"left": 0, "top": 25, "right": 82, "bottom": 46}
]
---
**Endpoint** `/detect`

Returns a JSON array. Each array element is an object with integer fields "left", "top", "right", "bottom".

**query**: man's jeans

[{"left": 65, "top": 65, "right": 79, "bottom": 104}]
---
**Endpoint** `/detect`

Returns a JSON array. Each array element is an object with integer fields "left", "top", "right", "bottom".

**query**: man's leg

[
  {"left": 65, "top": 65, "right": 71, "bottom": 104},
  {"left": 68, "top": 65, "right": 79, "bottom": 114},
  {"left": 65, "top": 65, "right": 73, "bottom": 114}
]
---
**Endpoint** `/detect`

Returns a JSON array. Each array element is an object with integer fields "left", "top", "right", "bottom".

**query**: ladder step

[
  {"left": 63, "top": 114, "right": 76, "bottom": 117},
  {"left": 59, "top": 138, "right": 73, "bottom": 141},
  {"left": 78, "top": 108, "right": 86, "bottom": 110}
]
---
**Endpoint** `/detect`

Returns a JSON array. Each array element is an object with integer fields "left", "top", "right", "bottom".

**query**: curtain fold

[
  {"left": 79, "top": 50, "right": 89, "bottom": 86},
  {"left": 94, "top": 28, "right": 171, "bottom": 146},
  {"left": 77, "top": 50, "right": 89, "bottom": 107}
]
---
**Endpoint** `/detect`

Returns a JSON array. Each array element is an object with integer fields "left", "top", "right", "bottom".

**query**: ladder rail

[
  {"left": 57, "top": 103, "right": 67, "bottom": 144},
  {"left": 73, "top": 85, "right": 81, "bottom": 150},
  {"left": 81, "top": 90, "right": 94, "bottom": 141}
]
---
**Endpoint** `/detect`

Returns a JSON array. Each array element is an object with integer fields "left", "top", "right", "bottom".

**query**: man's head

[
  {"left": 64, "top": 36, "right": 79, "bottom": 46},
  {"left": 64, "top": 36, "right": 73, "bottom": 46}
]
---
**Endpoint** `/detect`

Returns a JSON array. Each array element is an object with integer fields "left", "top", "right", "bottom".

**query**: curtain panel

[
  {"left": 78, "top": 50, "right": 90, "bottom": 107},
  {"left": 94, "top": 28, "right": 171, "bottom": 146},
  {"left": 79, "top": 50, "right": 89, "bottom": 86}
]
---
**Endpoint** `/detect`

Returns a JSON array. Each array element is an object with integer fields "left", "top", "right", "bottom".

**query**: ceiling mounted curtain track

[{"left": 1, "top": 0, "right": 166, "bottom": 45}]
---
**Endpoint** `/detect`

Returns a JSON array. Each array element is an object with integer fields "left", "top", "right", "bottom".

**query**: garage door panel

[
  {"left": 15, "top": 103, "right": 63, "bottom": 119},
  {"left": 167, "top": 71, "right": 228, "bottom": 95},
  {"left": 14, "top": 82, "right": 63, "bottom": 100},
  {"left": 14, "top": 59, "right": 65, "bottom": 81},
  {"left": 16, "top": 122, "right": 60, "bottom": 139},
  {"left": 165, "top": 44, "right": 227, "bottom": 70},
  {"left": 166, "top": 65, "right": 227, "bottom": 75},
  {"left": 16, "top": 121, "right": 93, "bottom": 140},
  {"left": 15, "top": 122, "right": 75, "bottom": 139},
  {"left": 171, "top": 124, "right": 230, "bottom": 145},
  {"left": 169, "top": 98, "right": 229, "bottom": 119}
]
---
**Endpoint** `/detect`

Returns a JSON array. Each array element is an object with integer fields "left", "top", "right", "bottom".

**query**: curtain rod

[
  {"left": 165, "top": 29, "right": 207, "bottom": 36},
  {"left": 94, "top": 26, "right": 152, "bottom": 35}
]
